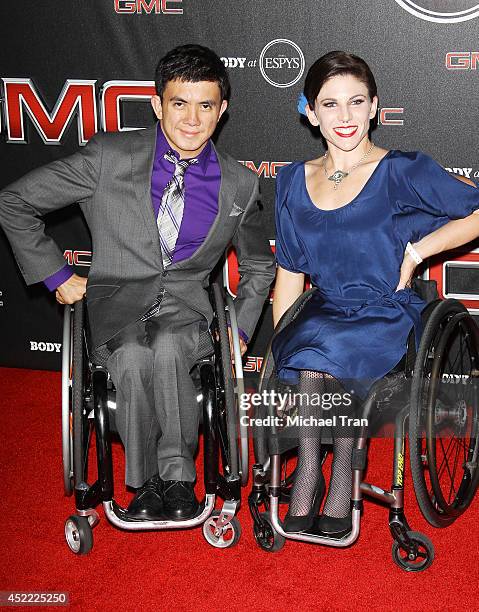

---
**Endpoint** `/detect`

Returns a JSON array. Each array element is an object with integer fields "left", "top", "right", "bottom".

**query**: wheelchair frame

[
  {"left": 249, "top": 286, "right": 479, "bottom": 571},
  {"left": 62, "top": 283, "right": 247, "bottom": 553}
]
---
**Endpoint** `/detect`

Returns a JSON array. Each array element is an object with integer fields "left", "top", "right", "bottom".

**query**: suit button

[{"left": 162, "top": 271, "right": 168, "bottom": 277}]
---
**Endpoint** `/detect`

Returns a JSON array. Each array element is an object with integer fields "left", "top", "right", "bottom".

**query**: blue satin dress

[{"left": 272, "top": 150, "right": 479, "bottom": 397}]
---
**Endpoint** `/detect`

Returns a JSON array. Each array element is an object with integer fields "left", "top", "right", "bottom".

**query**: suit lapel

[
  {"left": 171, "top": 144, "right": 239, "bottom": 269},
  {"left": 131, "top": 125, "right": 162, "bottom": 263}
]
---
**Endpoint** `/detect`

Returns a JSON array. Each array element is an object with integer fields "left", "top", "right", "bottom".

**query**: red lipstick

[{"left": 333, "top": 126, "right": 358, "bottom": 138}]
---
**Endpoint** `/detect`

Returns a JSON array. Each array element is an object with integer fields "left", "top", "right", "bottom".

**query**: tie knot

[{"left": 164, "top": 151, "right": 198, "bottom": 176}]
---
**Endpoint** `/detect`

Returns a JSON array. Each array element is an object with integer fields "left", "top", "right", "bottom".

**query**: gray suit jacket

[{"left": 0, "top": 125, "right": 275, "bottom": 348}]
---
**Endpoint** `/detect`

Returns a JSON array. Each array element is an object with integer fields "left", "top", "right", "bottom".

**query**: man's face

[{"left": 151, "top": 79, "right": 227, "bottom": 159}]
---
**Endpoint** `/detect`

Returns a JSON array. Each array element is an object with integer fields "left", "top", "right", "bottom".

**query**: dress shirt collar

[{"left": 156, "top": 123, "right": 212, "bottom": 174}]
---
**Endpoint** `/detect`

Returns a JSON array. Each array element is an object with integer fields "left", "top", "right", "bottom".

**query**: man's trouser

[{"left": 106, "top": 291, "right": 212, "bottom": 488}]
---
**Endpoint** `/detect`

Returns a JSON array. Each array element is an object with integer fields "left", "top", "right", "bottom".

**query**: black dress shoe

[
  {"left": 283, "top": 486, "right": 323, "bottom": 533},
  {"left": 316, "top": 512, "right": 352, "bottom": 538},
  {"left": 162, "top": 480, "right": 199, "bottom": 521},
  {"left": 126, "top": 474, "right": 163, "bottom": 521}
]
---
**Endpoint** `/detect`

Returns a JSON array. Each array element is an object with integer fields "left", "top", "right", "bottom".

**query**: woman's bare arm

[
  {"left": 397, "top": 177, "right": 479, "bottom": 289},
  {"left": 272, "top": 266, "right": 305, "bottom": 327}
]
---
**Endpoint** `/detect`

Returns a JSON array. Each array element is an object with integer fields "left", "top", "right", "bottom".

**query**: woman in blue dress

[{"left": 273, "top": 51, "right": 479, "bottom": 535}]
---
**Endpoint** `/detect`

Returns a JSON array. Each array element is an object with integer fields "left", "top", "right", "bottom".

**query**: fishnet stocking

[{"left": 288, "top": 370, "right": 354, "bottom": 519}]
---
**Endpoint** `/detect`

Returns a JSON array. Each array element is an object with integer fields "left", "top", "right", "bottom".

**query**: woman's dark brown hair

[{"left": 304, "top": 51, "right": 377, "bottom": 109}]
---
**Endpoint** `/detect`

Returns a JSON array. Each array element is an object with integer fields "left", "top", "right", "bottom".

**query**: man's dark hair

[
  {"left": 304, "top": 50, "right": 377, "bottom": 109},
  {"left": 155, "top": 44, "right": 230, "bottom": 101}
]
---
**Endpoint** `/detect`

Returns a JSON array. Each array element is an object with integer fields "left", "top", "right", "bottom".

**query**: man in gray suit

[{"left": 0, "top": 45, "right": 275, "bottom": 521}]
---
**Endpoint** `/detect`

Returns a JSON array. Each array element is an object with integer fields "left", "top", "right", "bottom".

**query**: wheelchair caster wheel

[
  {"left": 202, "top": 511, "right": 241, "bottom": 549},
  {"left": 253, "top": 512, "right": 285, "bottom": 552},
  {"left": 65, "top": 515, "right": 93, "bottom": 555},
  {"left": 391, "top": 531, "right": 434, "bottom": 572}
]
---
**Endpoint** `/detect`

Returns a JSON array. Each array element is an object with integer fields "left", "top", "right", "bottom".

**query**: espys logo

[
  {"left": 259, "top": 39, "right": 305, "bottom": 88},
  {"left": 394, "top": 1, "right": 479, "bottom": 23},
  {"left": 221, "top": 40, "right": 305, "bottom": 88}
]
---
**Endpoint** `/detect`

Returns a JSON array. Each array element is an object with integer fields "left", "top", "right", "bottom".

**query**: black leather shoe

[
  {"left": 162, "top": 480, "right": 199, "bottom": 521},
  {"left": 316, "top": 512, "right": 352, "bottom": 538},
  {"left": 283, "top": 483, "right": 323, "bottom": 533},
  {"left": 126, "top": 474, "right": 163, "bottom": 521}
]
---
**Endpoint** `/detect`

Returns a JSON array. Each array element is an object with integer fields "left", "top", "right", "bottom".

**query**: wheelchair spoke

[
  {"left": 437, "top": 437, "right": 458, "bottom": 500},
  {"left": 447, "top": 438, "right": 461, "bottom": 503},
  {"left": 436, "top": 437, "right": 455, "bottom": 480}
]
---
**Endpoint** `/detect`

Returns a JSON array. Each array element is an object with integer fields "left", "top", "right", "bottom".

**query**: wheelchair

[
  {"left": 249, "top": 281, "right": 479, "bottom": 571},
  {"left": 61, "top": 283, "right": 248, "bottom": 554}
]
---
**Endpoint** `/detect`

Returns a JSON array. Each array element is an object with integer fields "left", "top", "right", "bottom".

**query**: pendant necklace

[{"left": 324, "top": 142, "right": 375, "bottom": 189}]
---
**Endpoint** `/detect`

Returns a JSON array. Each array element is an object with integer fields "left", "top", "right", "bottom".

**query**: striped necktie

[
  {"left": 140, "top": 151, "right": 198, "bottom": 322},
  {"left": 157, "top": 150, "right": 198, "bottom": 268}
]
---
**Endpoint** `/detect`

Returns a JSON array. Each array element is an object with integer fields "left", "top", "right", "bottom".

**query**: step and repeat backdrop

[{"left": 1, "top": 0, "right": 478, "bottom": 370}]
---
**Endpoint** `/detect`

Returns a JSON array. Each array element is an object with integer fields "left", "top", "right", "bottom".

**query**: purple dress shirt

[
  {"left": 151, "top": 126, "right": 220, "bottom": 264},
  {"left": 44, "top": 124, "right": 248, "bottom": 341}
]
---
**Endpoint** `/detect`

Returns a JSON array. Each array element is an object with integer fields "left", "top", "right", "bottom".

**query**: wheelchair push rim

[
  {"left": 211, "top": 284, "right": 240, "bottom": 479},
  {"left": 62, "top": 300, "right": 94, "bottom": 496},
  {"left": 410, "top": 299, "right": 479, "bottom": 527},
  {"left": 61, "top": 305, "right": 74, "bottom": 496},
  {"left": 225, "top": 294, "right": 248, "bottom": 485}
]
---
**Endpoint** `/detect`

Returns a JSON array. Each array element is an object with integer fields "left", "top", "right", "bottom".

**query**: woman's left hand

[{"left": 396, "top": 251, "right": 417, "bottom": 291}]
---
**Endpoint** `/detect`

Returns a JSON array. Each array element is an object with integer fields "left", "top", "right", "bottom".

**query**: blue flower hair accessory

[{"left": 297, "top": 92, "right": 308, "bottom": 116}]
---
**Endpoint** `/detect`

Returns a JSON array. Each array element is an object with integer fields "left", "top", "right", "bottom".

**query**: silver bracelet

[{"left": 406, "top": 242, "right": 423, "bottom": 265}]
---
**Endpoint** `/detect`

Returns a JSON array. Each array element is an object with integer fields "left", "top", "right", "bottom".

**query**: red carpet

[{"left": 0, "top": 367, "right": 478, "bottom": 611}]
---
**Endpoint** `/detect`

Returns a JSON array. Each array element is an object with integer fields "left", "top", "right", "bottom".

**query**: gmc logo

[
  {"left": 445, "top": 52, "right": 479, "bottom": 70},
  {"left": 239, "top": 161, "right": 291, "bottom": 179},
  {"left": 114, "top": 0, "right": 183, "bottom": 13},
  {"left": 379, "top": 108, "right": 404, "bottom": 126},
  {"left": 63, "top": 250, "right": 92, "bottom": 267},
  {"left": 243, "top": 356, "right": 264, "bottom": 373},
  {"left": 1, "top": 79, "right": 156, "bottom": 144}
]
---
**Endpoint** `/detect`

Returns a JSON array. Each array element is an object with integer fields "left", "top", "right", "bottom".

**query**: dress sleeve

[
  {"left": 274, "top": 165, "right": 309, "bottom": 274},
  {"left": 392, "top": 151, "right": 479, "bottom": 243}
]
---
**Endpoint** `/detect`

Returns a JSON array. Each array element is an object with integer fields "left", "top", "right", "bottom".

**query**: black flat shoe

[
  {"left": 162, "top": 480, "right": 199, "bottom": 521},
  {"left": 316, "top": 512, "right": 352, "bottom": 538},
  {"left": 283, "top": 483, "right": 323, "bottom": 533},
  {"left": 126, "top": 474, "right": 163, "bottom": 521}
]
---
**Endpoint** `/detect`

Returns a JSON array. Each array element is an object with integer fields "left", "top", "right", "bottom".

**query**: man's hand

[
  {"left": 396, "top": 252, "right": 417, "bottom": 291},
  {"left": 228, "top": 327, "right": 247, "bottom": 359},
  {"left": 55, "top": 274, "right": 87, "bottom": 304}
]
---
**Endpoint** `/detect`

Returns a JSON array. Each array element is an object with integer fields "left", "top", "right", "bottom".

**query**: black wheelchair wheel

[
  {"left": 253, "top": 289, "right": 317, "bottom": 466},
  {"left": 410, "top": 299, "right": 479, "bottom": 527},
  {"left": 253, "top": 512, "right": 285, "bottom": 552},
  {"left": 391, "top": 531, "right": 434, "bottom": 572},
  {"left": 72, "top": 301, "right": 92, "bottom": 487},
  {"left": 211, "top": 283, "right": 240, "bottom": 478}
]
